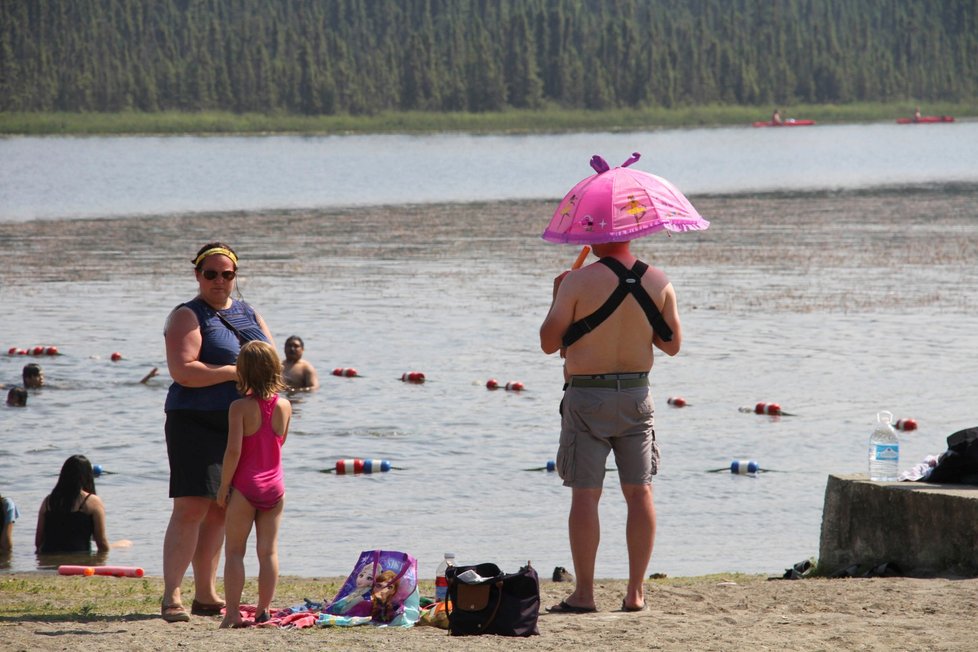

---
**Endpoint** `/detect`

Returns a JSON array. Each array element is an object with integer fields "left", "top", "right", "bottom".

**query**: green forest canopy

[{"left": 1, "top": 0, "right": 976, "bottom": 115}]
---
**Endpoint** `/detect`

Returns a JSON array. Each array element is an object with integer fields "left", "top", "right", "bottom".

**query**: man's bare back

[{"left": 540, "top": 242, "right": 682, "bottom": 374}]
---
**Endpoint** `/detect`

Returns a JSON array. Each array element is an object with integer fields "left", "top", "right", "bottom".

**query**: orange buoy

[
  {"left": 667, "top": 396, "right": 687, "bottom": 407},
  {"left": 754, "top": 402, "right": 782, "bottom": 416},
  {"left": 401, "top": 371, "right": 426, "bottom": 383},
  {"left": 7, "top": 347, "right": 16, "bottom": 355},
  {"left": 486, "top": 378, "right": 499, "bottom": 390},
  {"left": 32, "top": 346, "right": 45, "bottom": 355},
  {"left": 894, "top": 418, "right": 918, "bottom": 431},
  {"left": 110, "top": 352, "right": 122, "bottom": 361},
  {"left": 45, "top": 346, "right": 59, "bottom": 355}
]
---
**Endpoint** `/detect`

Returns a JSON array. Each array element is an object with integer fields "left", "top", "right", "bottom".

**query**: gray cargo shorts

[{"left": 556, "top": 382, "right": 659, "bottom": 489}]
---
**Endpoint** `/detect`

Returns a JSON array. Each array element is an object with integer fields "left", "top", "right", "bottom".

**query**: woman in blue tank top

[{"left": 160, "top": 242, "right": 274, "bottom": 623}]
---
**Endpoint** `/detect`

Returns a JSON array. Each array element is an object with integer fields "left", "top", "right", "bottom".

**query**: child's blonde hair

[{"left": 236, "top": 340, "right": 285, "bottom": 398}]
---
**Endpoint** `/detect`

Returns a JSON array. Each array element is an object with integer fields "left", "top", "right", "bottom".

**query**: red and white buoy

[
  {"left": 486, "top": 378, "right": 499, "bottom": 390},
  {"left": 754, "top": 402, "right": 782, "bottom": 416},
  {"left": 332, "top": 367, "right": 358, "bottom": 377},
  {"left": 505, "top": 381, "right": 525, "bottom": 391},
  {"left": 894, "top": 418, "right": 918, "bottom": 431},
  {"left": 401, "top": 371, "right": 426, "bottom": 383},
  {"left": 667, "top": 396, "right": 687, "bottom": 408},
  {"left": 110, "top": 352, "right": 123, "bottom": 361}
]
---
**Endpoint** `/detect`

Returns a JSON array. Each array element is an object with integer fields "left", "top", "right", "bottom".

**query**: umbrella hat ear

[
  {"left": 589, "top": 155, "right": 610, "bottom": 173},
  {"left": 621, "top": 152, "right": 641, "bottom": 168}
]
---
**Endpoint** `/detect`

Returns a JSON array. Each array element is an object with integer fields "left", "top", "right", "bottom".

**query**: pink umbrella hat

[{"left": 542, "top": 152, "right": 709, "bottom": 244}]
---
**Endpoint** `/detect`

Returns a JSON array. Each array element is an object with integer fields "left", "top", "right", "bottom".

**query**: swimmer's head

[
  {"left": 22, "top": 363, "right": 43, "bottom": 388},
  {"left": 6, "top": 386, "right": 27, "bottom": 407},
  {"left": 284, "top": 335, "right": 305, "bottom": 361}
]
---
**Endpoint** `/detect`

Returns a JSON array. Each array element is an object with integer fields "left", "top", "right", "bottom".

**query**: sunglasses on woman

[{"left": 201, "top": 269, "right": 236, "bottom": 281}]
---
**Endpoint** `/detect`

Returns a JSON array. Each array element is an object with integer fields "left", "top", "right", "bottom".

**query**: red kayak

[
  {"left": 896, "top": 116, "right": 955, "bottom": 124},
  {"left": 752, "top": 119, "right": 816, "bottom": 127}
]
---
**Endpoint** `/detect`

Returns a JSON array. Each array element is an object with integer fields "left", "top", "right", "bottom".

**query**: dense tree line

[{"left": 1, "top": 0, "right": 975, "bottom": 114}]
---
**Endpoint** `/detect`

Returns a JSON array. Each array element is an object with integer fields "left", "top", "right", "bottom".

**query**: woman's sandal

[
  {"left": 191, "top": 599, "right": 226, "bottom": 616},
  {"left": 546, "top": 600, "right": 597, "bottom": 614},
  {"left": 161, "top": 603, "right": 190, "bottom": 623}
]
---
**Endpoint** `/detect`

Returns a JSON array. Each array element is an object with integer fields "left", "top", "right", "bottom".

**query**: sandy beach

[{"left": 2, "top": 572, "right": 977, "bottom": 651}]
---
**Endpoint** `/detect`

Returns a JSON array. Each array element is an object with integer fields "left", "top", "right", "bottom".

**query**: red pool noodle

[
  {"left": 58, "top": 565, "right": 144, "bottom": 577},
  {"left": 58, "top": 565, "right": 94, "bottom": 576}
]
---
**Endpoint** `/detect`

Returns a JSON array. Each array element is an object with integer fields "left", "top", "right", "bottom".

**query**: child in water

[{"left": 217, "top": 340, "right": 292, "bottom": 628}]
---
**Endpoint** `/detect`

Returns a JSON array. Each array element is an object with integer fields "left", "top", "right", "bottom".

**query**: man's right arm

[{"left": 540, "top": 272, "right": 575, "bottom": 354}]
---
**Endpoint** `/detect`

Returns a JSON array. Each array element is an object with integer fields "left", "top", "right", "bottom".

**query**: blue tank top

[{"left": 164, "top": 297, "right": 269, "bottom": 412}]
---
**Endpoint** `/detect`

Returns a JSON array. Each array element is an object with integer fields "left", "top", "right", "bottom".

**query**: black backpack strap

[
  {"left": 621, "top": 261, "right": 674, "bottom": 343},
  {"left": 561, "top": 257, "right": 673, "bottom": 348}
]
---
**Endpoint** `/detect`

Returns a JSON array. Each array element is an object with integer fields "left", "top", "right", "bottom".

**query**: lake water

[
  {"left": 1, "top": 121, "right": 976, "bottom": 222},
  {"left": 2, "top": 122, "right": 978, "bottom": 584}
]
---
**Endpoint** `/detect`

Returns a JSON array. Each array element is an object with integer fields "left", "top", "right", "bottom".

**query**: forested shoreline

[{"left": 2, "top": 0, "right": 976, "bottom": 118}]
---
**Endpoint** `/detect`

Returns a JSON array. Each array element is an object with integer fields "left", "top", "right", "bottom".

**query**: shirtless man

[
  {"left": 282, "top": 335, "right": 319, "bottom": 391},
  {"left": 539, "top": 240, "right": 682, "bottom": 614}
]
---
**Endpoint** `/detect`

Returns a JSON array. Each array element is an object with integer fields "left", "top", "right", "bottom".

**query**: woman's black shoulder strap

[{"left": 561, "top": 257, "right": 673, "bottom": 348}]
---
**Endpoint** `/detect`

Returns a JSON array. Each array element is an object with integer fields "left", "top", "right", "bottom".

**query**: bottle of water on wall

[
  {"left": 435, "top": 552, "right": 455, "bottom": 602},
  {"left": 868, "top": 410, "right": 899, "bottom": 481}
]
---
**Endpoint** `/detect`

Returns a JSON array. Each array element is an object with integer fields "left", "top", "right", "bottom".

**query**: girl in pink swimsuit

[{"left": 217, "top": 341, "right": 292, "bottom": 628}]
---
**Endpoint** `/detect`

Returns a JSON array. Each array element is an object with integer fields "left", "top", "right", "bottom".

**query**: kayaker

[
  {"left": 772, "top": 108, "right": 783, "bottom": 125},
  {"left": 913, "top": 106, "right": 921, "bottom": 122}
]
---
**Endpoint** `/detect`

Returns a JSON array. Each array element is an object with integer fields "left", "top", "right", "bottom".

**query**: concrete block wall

[{"left": 818, "top": 473, "right": 978, "bottom": 577}]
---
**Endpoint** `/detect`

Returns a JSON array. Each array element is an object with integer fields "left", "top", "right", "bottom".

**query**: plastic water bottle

[
  {"left": 868, "top": 410, "right": 900, "bottom": 481},
  {"left": 434, "top": 552, "right": 455, "bottom": 602}
]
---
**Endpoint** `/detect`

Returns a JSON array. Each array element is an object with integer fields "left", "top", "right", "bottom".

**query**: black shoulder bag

[{"left": 445, "top": 562, "right": 539, "bottom": 636}]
